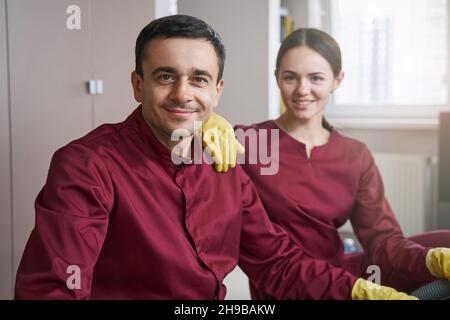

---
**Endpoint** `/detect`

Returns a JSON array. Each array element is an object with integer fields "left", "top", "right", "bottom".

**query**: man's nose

[{"left": 169, "top": 78, "right": 193, "bottom": 103}]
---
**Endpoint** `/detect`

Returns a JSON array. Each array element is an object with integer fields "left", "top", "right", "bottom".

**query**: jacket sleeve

[
  {"left": 237, "top": 169, "right": 357, "bottom": 299},
  {"left": 15, "top": 143, "right": 113, "bottom": 299},
  {"left": 350, "top": 146, "right": 432, "bottom": 281}
]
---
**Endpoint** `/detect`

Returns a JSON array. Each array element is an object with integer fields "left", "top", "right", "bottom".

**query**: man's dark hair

[{"left": 135, "top": 15, "right": 226, "bottom": 82}]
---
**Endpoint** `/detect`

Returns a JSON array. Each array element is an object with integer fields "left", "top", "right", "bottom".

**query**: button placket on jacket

[{"left": 177, "top": 166, "right": 222, "bottom": 298}]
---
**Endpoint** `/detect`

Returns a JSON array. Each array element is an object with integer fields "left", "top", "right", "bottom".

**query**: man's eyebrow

[
  {"left": 151, "top": 67, "right": 214, "bottom": 81},
  {"left": 151, "top": 66, "right": 177, "bottom": 76},
  {"left": 282, "top": 70, "right": 326, "bottom": 76},
  {"left": 193, "top": 69, "right": 213, "bottom": 80}
]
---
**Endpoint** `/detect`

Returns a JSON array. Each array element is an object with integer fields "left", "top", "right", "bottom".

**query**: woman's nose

[{"left": 296, "top": 79, "right": 310, "bottom": 95}]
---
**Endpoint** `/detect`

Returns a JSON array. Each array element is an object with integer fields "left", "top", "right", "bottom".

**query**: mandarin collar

[{"left": 130, "top": 105, "right": 198, "bottom": 169}]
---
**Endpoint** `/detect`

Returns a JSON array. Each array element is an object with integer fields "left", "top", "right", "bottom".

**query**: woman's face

[{"left": 277, "top": 46, "right": 343, "bottom": 123}]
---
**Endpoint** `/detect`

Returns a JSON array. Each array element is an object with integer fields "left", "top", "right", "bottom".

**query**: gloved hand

[
  {"left": 202, "top": 113, "right": 245, "bottom": 173},
  {"left": 351, "top": 278, "right": 418, "bottom": 300},
  {"left": 426, "top": 247, "right": 450, "bottom": 280}
]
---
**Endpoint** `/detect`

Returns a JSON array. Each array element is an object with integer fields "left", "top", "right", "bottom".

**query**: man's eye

[
  {"left": 159, "top": 74, "right": 174, "bottom": 82},
  {"left": 194, "top": 77, "right": 208, "bottom": 84}
]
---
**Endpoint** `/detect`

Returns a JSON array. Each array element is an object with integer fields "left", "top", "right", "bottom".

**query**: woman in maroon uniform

[{"left": 235, "top": 28, "right": 450, "bottom": 298}]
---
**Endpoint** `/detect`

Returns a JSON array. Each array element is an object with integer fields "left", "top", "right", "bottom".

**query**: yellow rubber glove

[
  {"left": 202, "top": 113, "right": 245, "bottom": 173},
  {"left": 426, "top": 247, "right": 450, "bottom": 280},
  {"left": 351, "top": 278, "right": 418, "bottom": 300}
]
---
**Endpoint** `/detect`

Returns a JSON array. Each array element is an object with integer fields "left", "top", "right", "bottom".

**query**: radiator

[
  {"left": 372, "top": 152, "right": 435, "bottom": 236},
  {"left": 374, "top": 153, "right": 435, "bottom": 236},
  {"left": 340, "top": 152, "right": 437, "bottom": 237}
]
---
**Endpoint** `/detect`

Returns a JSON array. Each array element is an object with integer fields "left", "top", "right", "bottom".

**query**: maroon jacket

[
  {"left": 15, "top": 107, "right": 357, "bottom": 300},
  {"left": 236, "top": 120, "right": 431, "bottom": 298}
]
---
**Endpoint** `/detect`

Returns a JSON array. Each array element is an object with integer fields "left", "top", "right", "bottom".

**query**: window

[{"left": 327, "top": 0, "right": 448, "bottom": 123}]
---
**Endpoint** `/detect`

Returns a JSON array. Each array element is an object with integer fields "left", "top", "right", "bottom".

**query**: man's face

[{"left": 131, "top": 37, "right": 224, "bottom": 142}]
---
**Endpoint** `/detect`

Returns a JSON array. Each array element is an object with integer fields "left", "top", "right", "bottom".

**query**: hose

[{"left": 410, "top": 279, "right": 450, "bottom": 300}]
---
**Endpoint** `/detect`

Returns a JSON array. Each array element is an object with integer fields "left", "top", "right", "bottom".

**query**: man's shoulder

[
  {"left": 69, "top": 114, "right": 136, "bottom": 150},
  {"left": 52, "top": 114, "right": 137, "bottom": 165}
]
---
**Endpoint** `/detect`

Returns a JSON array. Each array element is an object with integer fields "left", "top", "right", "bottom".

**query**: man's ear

[
  {"left": 131, "top": 71, "right": 143, "bottom": 102},
  {"left": 212, "top": 79, "right": 225, "bottom": 110}
]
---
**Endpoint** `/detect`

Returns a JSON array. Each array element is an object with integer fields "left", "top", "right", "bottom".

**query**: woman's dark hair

[
  {"left": 135, "top": 15, "right": 226, "bottom": 82},
  {"left": 276, "top": 28, "right": 342, "bottom": 77}
]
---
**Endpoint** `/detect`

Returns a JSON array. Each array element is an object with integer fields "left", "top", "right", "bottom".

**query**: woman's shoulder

[
  {"left": 234, "top": 120, "right": 275, "bottom": 132},
  {"left": 332, "top": 129, "right": 371, "bottom": 155},
  {"left": 326, "top": 130, "right": 375, "bottom": 176}
]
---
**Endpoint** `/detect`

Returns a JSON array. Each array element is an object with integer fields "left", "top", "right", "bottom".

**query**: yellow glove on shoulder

[
  {"left": 202, "top": 113, "right": 245, "bottom": 173},
  {"left": 426, "top": 247, "right": 450, "bottom": 280},
  {"left": 351, "top": 278, "right": 418, "bottom": 300}
]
